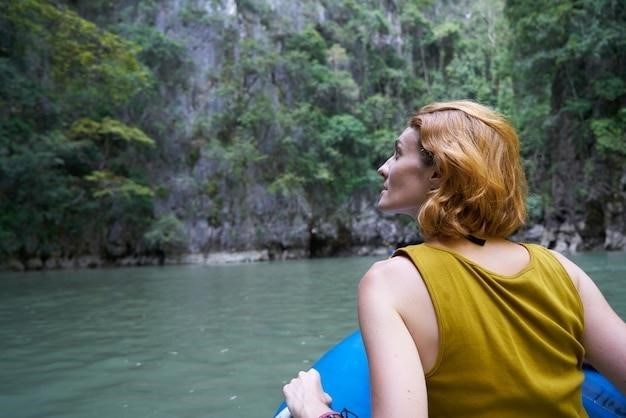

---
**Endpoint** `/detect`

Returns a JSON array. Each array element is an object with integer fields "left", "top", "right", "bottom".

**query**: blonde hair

[{"left": 409, "top": 100, "right": 527, "bottom": 239}]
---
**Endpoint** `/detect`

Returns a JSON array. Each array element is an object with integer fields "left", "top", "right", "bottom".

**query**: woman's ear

[{"left": 429, "top": 170, "right": 441, "bottom": 189}]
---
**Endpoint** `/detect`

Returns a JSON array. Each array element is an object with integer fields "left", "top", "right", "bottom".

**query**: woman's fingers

[{"left": 282, "top": 369, "right": 334, "bottom": 418}]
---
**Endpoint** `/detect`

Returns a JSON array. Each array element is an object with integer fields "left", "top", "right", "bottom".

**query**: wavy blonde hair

[{"left": 410, "top": 100, "right": 527, "bottom": 239}]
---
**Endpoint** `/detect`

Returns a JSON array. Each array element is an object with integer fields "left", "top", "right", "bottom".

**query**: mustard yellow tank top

[{"left": 393, "top": 243, "right": 586, "bottom": 417}]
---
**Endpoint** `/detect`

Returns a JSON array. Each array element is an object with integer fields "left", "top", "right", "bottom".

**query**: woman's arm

[
  {"left": 358, "top": 258, "right": 428, "bottom": 418},
  {"left": 551, "top": 251, "right": 626, "bottom": 394}
]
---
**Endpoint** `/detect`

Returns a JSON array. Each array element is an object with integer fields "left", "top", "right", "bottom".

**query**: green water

[{"left": 0, "top": 252, "right": 624, "bottom": 418}]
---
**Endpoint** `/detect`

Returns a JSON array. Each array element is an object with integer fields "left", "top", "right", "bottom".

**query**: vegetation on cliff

[{"left": 1, "top": 0, "right": 624, "bottom": 267}]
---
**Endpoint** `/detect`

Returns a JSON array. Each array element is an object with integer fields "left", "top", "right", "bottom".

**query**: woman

[{"left": 282, "top": 100, "right": 626, "bottom": 418}]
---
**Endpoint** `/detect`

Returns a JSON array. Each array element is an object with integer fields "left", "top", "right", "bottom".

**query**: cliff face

[
  {"left": 139, "top": 0, "right": 626, "bottom": 258},
  {"left": 79, "top": 0, "right": 423, "bottom": 264},
  {"left": 3, "top": 0, "right": 624, "bottom": 270}
]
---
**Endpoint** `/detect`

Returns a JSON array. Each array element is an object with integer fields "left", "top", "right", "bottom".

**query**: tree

[
  {"left": 0, "top": 0, "right": 154, "bottom": 260},
  {"left": 506, "top": 0, "right": 626, "bottom": 247}
]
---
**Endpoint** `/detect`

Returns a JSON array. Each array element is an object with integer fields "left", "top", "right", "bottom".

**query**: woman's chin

[
  {"left": 377, "top": 200, "right": 417, "bottom": 218},
  {"left": 377, "top": 200, "right": 395, "bottom": 213}
]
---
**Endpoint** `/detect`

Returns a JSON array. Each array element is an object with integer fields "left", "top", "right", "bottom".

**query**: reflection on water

[{"left": 0, "top": 252, "right": 624, "bottom": 417}]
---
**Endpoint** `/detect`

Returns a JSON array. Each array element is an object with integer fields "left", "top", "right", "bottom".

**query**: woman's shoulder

[
  {"left": 359, "top": 254, "right": 430, "bottom": 310},
  {"left": 363, "top": 254, "right": 422, "bottom": 284}
]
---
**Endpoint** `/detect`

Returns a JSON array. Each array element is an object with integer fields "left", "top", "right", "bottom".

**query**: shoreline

[
  {"left": 2, "top": 241, "right": 626, "bottom": 272},
  {"left": 1, "top": 246, "right": 395, "bottom": 272},
  {"left": 3, "top": 220, "right": 625, "bottom": 272}
]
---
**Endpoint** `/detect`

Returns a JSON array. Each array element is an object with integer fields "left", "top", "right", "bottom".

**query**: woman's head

[
  {"left": 377, "top": 127, "right": 438, "bottom": 217},
  {"left": 410, "top": 100, "right": 527, "bottom": 239}
]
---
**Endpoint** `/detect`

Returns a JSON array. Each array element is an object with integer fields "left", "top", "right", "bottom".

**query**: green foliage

[
  {"left": 357, "top": 94, "right": 398, "bottom": 131},
  {"left": 202, "top": 0, "right": 521, "bottom": 212},
  {"left": 2, "top": 0, "right": 624, "bottom": 261},
  {"left": 68, "top": 118, "right": 155, "bottom": 148},
  {"left": 318, "top": 114, "right": 373, "bottom": 193},
  {"left": 0, "top": 0, "right": 156, "bottom": 260},
  {"left": 3, "top": 0, "right": 151, "bottom": 115},
  {"left": 506, "top": 0, "right": 626, "bottom": 217},
  {"left": 113, "top": 24, "right": 191, "bottom": 89},
  {"left": 526, "top": 194, "right": 545, "bottom": 222},
  {"left": 143, "top": 214, "right": 188, "bottom": 254},
  {"left": 85, "top": 170, "right": 154, "bottom": 199},
  {"left": 285, "top": 26, "right": 328, "bottom": 64},
  {"left": 0, "top": 130, "right": 92, "bottom": 257},
  {"left": 591, "top": 111, "right": 626, "bottom": 157}
]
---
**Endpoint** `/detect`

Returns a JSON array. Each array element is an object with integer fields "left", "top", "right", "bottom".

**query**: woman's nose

[{"left": 377, "top": 161, "right": 388, "bottom": 178}]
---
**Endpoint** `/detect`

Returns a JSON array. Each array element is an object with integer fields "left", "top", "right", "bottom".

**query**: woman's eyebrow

[{"left": 394, "top": 138, "right": 401, "bottom": 149}]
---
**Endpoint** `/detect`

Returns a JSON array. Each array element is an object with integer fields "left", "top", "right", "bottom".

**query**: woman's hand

[{"left": 282, "top": 369, "right": 335, "bottom": 418}]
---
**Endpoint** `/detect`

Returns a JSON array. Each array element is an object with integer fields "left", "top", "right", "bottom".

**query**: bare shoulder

[
  {"left": 359, "top": 256, "right": 420, "bottom": 290},
  {"left": 358, "top": 256, "right": 429, "bottom": 311}
]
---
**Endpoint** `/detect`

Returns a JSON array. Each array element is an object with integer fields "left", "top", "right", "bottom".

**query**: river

[{"left": 0, "top": 252, "right": 624, "bottom": 418}]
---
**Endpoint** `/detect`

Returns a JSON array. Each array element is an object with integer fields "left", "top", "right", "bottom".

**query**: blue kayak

[{"left": 274, "top": 331, "right": 626, "bottom": 418}]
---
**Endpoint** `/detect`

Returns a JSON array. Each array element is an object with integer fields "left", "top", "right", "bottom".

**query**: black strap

[
  {"left": 340, "top": 408, "right": 358, "bottom": 418},
  {"left": 465, "top": 234, "right": 486, "bottom": 246}
]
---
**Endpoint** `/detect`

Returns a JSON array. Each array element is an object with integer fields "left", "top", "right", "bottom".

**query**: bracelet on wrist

[{"left": 318, "top": 412, "right": 341, "bottom": 418}]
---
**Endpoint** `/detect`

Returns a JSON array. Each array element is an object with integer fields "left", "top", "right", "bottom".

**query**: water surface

[{"left": 0, "top": 252, "right": 624, "bottom": 417}]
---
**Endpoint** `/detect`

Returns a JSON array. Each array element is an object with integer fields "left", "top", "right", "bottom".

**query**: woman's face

[{"left": 377, "top": 127, "right": 436, "bottom": 218}]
